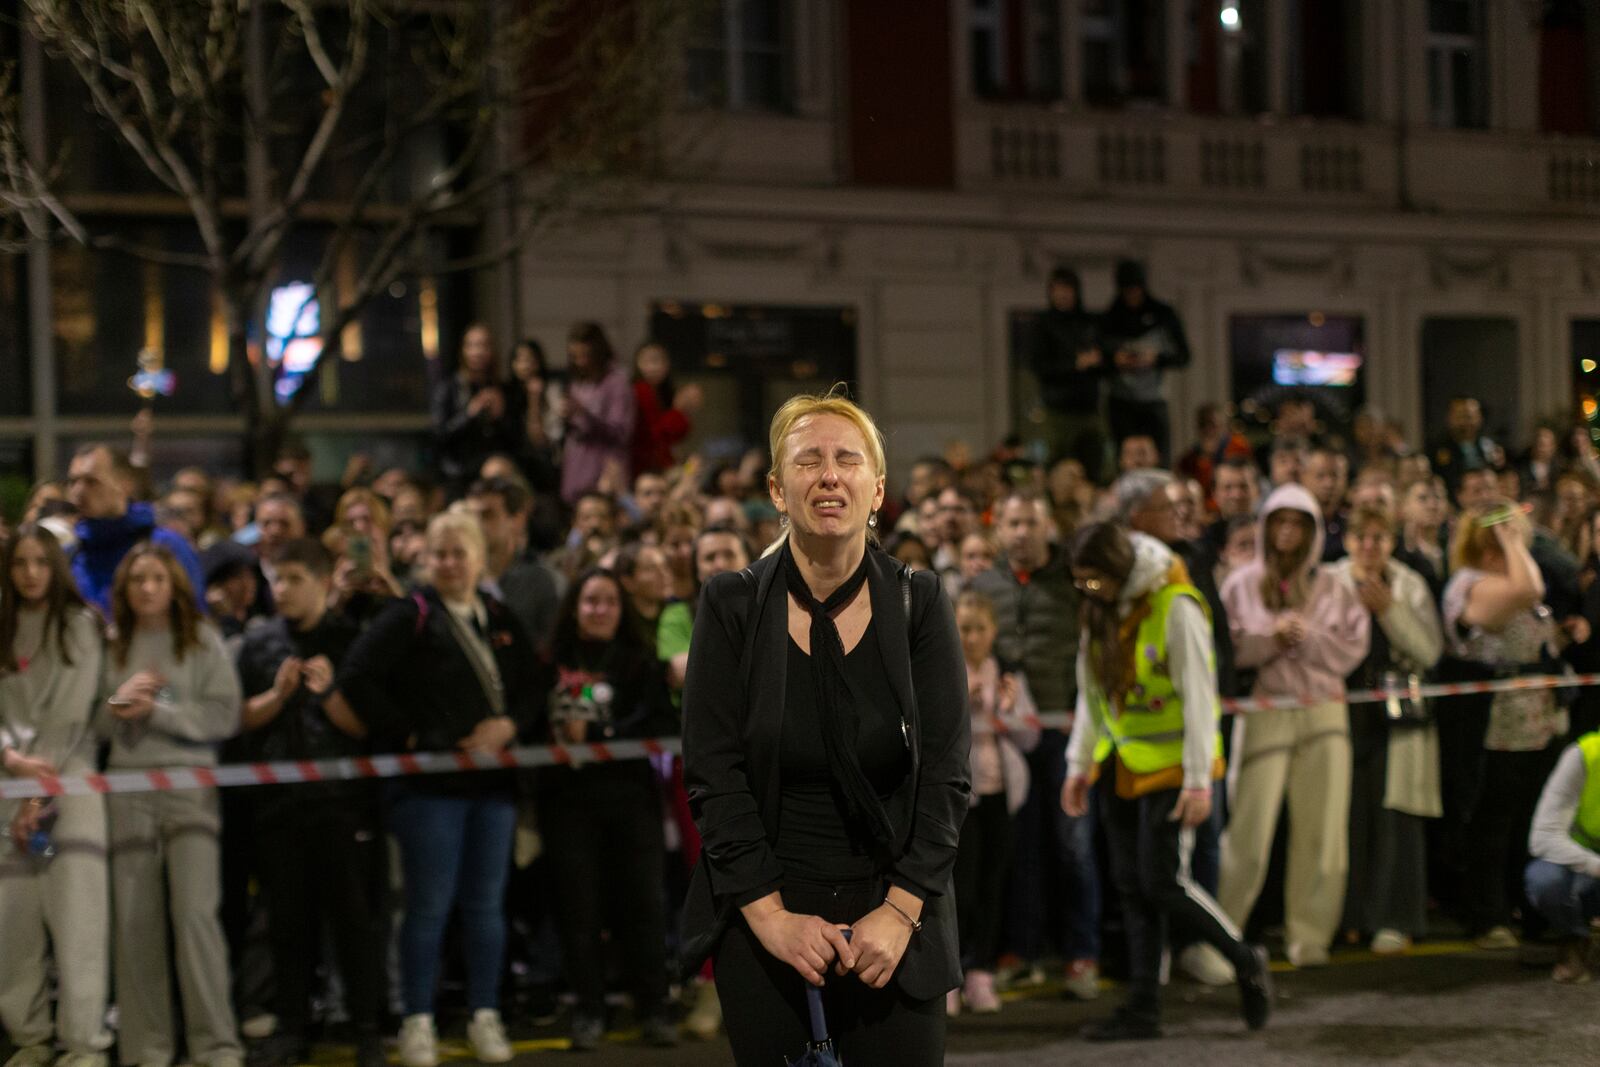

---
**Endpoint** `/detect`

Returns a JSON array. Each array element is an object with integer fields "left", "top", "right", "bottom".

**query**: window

[
  {"left": 686, "top": 0, "right": 792, "bottom": 112},
  {"left": 1288, "top": 0, "right": 1361, "bottom": 119},
  {"left": 1427, "top": 0, "right": 1487, "bottom": 128},
  {"left": 968, "top": 0, "right": 1062, "bottom": 101},
  {"left": 647, "top": 302, "right": 856, "bottom": 451},
  {"left": 1230, "top": 314, "right": 1368, "bottom": 441},
  {"left": 50, "top": 223, "right": 450, "bottom": 417},
  {"left": 1083, "top": 0, "right": 1167, "bottom": 107},
  {"left": 1574, "top": 320, "right": 1600, "bottom": 440},
  {"left": 1540, "top": 1, "right": 1593, "bottom": 134}
]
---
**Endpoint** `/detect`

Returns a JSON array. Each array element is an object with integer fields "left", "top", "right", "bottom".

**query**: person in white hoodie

[
  {"left": 0, "top": 525, "right": 112, "bottom": 1067},
  {"left": 1326, "top": 506, "right": 1444, "bottom": 955},
  {"left": 99, "top": 543, "right": 243, "bottom": 1067},
  {"left": 1062, "top": 523, "right": 1271, "bottom": 1042}
]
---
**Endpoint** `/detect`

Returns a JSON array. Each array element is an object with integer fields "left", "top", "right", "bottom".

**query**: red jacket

[{"left": 631, "top": 379, "right": 691, "bottom": 475}]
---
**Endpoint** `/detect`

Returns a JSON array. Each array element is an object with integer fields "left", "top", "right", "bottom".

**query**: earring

[
  {"left": 868, "top": 513, "right": 878, "bottom": 528},
  {"left": 779, "top": 512, "right": 789, "bottom": 527}
]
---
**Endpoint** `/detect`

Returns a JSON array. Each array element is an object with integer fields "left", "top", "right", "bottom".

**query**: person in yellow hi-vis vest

[
  {"left": 1062, "top": 523, "right": 1272, "bottom": 1042},
  {"left": 1525, "top": 730, "right": 1600, "bottom": 983}
]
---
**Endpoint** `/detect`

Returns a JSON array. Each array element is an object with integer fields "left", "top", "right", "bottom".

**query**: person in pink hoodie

[{"left": 1215, "top": 483, "right": 1370, "bottom": 968}]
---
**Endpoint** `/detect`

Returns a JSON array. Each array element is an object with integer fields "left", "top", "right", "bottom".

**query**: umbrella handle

[{"left": 806, "top": 928, "right": 851, "bottom": 1044}]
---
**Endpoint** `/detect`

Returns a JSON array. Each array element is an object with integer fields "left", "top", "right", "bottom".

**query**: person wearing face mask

[
  {"left": 680, "top": 390, "right": 969, "bottom": 1066},
  {"left": 0, "top": 526, "right": 112, "bottom": 1067},
  {"left": 334, "top": 512, "right": 538, "bottom": 1067},
  {"left": 1326, "top": 508, "right": 1445, "bottom": 956},
  {"left": 1208, "top": 484, "right": 1371, "bottom": 971},
  {"left": 1062, "top": 523, "right": 1271, "bottom": 1041}
]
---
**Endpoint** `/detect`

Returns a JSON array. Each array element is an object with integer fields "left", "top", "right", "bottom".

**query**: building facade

[{"left": 517, "top": 0, "right": 1600, "bottom": 481}]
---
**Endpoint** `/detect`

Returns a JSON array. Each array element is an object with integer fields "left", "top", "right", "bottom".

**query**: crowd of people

[{"left": 5, "top": 301, "right": 1600, "bottom": 1066}]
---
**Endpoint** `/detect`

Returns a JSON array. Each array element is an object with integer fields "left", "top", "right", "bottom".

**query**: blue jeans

[
  {"left": 386, "top": 786, "right": 516, "bottom": 1015},
  {"left": 1525, "top": 858, "right": 1600, "bottom": 940}
]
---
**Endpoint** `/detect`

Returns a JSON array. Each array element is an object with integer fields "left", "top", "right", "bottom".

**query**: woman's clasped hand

[{"left": 744, "top": 903, "right": 857, "bottom": 986}]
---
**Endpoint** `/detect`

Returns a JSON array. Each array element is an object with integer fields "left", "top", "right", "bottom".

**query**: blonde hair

[
  {"left": 335, "top": 487, "right": 392, "bottom": 535},
  {"left": 426, "top": 509, "right": 487, "bottom": 570},
  {"left": 1451, "top": 498, "right": 1531, "bottom": 572},
  {"left": 762, "top": 385, "right": 887, "bottom": 557}
]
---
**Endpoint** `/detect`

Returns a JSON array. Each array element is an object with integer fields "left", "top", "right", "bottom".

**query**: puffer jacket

[{"left": 970, "top": 545, "right": 1079, "bottom": 715}]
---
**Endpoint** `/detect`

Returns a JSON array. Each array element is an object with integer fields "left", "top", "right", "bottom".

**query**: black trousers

[
  {"left": 1465, "top": 744, "right": 1560, "bottom": 935},
  {"left": 255, "top": 792, "right": 388, "bottom": 1035},
  {"left": 540, "top": 773, "right": 669, "bottom": 1020},
  {"left": 716, "top": 876, "right": 944, "bottom": 1067},
  {"left": 1097, "top": 776, "right": 1251, "bottom": 1023},
  {"left": 954, "top": 793, "right": 1013, "bottom": 971},
  {"left": 1108, "top": 397, "right": 1172, "bottom": 465}
]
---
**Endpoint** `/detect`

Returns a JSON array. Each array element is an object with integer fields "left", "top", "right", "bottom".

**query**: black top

[
  {"left": 531, "top": 637, "right": 678, "bottom": 794},
  {"left": 776, "top": 623, "right": 910, "bottom": 882},
  {"left": 680, "top": 549, "right": 971, "bottom": 1000},
  {"left": 336, "top": 587, "right": 539, "bottom": 794},
  {"left": 238, "top": 613, "right": 364, "bottom": 806}
]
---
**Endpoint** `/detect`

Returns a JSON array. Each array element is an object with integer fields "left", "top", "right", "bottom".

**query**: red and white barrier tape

[
  {"left": 0, "top": 737, "right": 682, "bottom": 801},
  {"left": 1021, "top": 671, "right": 1600, "bottom": 729},
  {"left": 5, "top": 672, "right": 1599, "bottom": 801}
]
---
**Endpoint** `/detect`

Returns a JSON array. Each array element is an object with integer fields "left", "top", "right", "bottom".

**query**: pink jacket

[{"left": 1220, "top": 483, "right": 1371, "bottom": 703}]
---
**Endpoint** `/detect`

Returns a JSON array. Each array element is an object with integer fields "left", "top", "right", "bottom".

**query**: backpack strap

[{"left": 411, "top": 591, "right": 429, "bottom": 637}]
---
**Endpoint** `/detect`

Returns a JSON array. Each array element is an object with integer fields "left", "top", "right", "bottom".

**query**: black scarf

[{"left": 780, "top": 542, "right": 897, "bottom": 854}]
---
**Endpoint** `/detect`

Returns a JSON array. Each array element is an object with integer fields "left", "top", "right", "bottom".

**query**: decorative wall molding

[{"left": 1238, "top": 243, "right": 1356, "bottom": 288}]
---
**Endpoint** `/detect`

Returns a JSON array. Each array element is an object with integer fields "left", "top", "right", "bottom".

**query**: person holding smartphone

[{"left": 99, "top": 543, "right": 244, "bottom": 1067}]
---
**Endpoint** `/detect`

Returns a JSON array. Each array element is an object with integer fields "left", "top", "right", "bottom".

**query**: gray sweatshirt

[
  {"left": 0, "top": 606, "right": 103, "bottom": 780},
  {"left": 1528, "top": 743, "right": 1600, "bottom": 880},
  {"left": 98, "top": 623, "right": 241, "bottom": 769}
]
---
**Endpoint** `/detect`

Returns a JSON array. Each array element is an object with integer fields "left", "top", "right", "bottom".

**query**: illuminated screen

[
  {"left": 267, "top": 282, "right": 322, "bottom": 403},
  {"left": 1271, "top": 349, "right": 1362, "bottom": 387}
]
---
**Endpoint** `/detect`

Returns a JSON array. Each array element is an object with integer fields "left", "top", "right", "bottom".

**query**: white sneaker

[
  {"left": 1475, "top": 926, "right": 1519, "bottom": 951},
  {"left": 683, "top": 981, "right": 723, "bottom": 1040},
  {"left": 467, "top": 1009, "right": 512, "bottom": 1065},
  {"left": 1178, "top": 943, "right": 1237, "bottom": 986},
  {"left": 398, "top": 1014, "right": 438, "bottom": 1067},
  {"left": 3, "top": 1048, "right": 55, "bottom": 1067},
  {"left": 56, "top": 1054, "right": 109, "bottom": 1067},
  {"left": 1370, "top": 929, "right": 1412, "bottom": 956},
  {"left": 1286, "top": 941, "right": 1330, "bottom": 968},
  {"left": 1063, "top": 959, "right": 1101, "bottom": 1000},
  {"left": 241, "top": 1014, "right": 278, "bottom": 1040}
]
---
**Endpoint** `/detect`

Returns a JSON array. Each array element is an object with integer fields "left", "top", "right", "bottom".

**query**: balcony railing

[{"left": 960, "top": 104, "right": 1600, "bottom": 216}]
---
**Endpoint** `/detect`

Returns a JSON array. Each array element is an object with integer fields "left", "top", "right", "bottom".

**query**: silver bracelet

[{"left": 883, "top": 896, "right": 922, "bottom": 933}]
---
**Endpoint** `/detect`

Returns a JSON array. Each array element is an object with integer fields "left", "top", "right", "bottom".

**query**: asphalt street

[{"left": 273, "top": 939, "right": 1597, "bottom": 1065}]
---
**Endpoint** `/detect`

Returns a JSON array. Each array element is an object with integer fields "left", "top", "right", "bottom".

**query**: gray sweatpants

[
  {"left": 0, "top": 794, "right": 113, "bottom": 1054},
  {"left": 108, "top": 788, "right": 241, "bottom": 1067}
]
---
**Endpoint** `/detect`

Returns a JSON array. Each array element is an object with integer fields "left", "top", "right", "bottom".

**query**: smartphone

[{"left": 347, "top": 534, "right": 372, "bottom": 575}]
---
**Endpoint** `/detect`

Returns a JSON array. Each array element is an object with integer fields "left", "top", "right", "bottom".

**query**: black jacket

[
  {"left": 431, "top": 374, "right": 523, "bottom": 491},
  {"left": 1026, "top": 307, "right": 1104, "bottom": 415},
  {"left": 336, "top": 587, "right": 539, "bottom": 764},
  {"left": 679, "top": 549, "right": 971, "bottom": 999}
]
